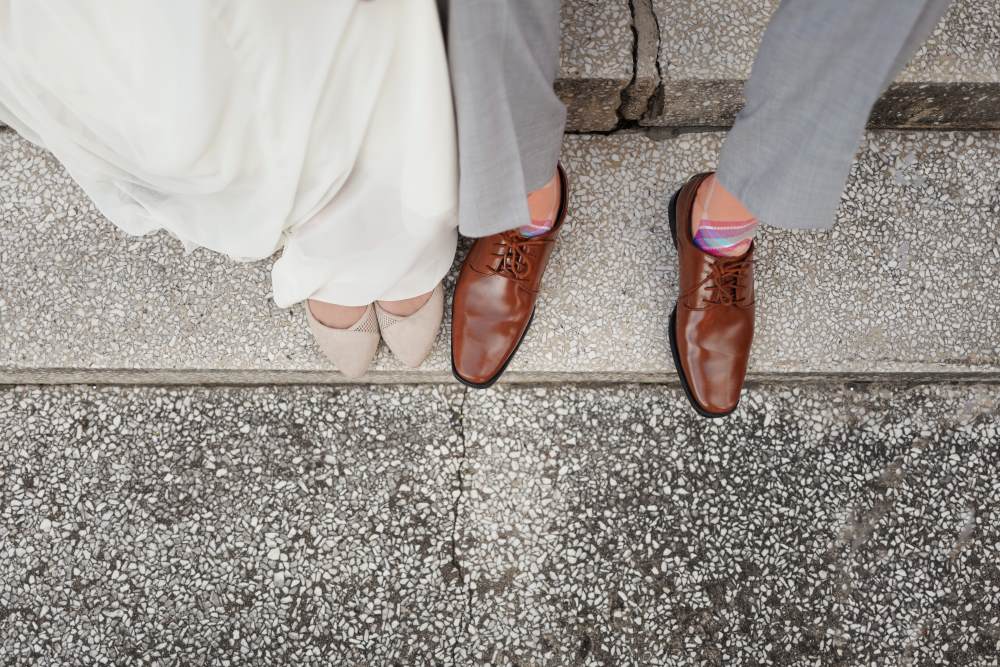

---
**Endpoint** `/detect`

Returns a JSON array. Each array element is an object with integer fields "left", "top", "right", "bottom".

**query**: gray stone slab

[
  {"left": 557, "top": 0, "right": 635, "bottom": 131},
  {"left": 644, "top": 0, "right": 1000, "bottom": 128},
  {"left": 456, "top": 382, "right": 1000, "bottom": 664},
  {"left": 2, "top": 381, "right": 998, "bottom": 663},
  {"left": 2, "top": 128, "right": 1000, "bottom": 383},
  {"left": 0, "top": 384, "right": 467, "bottom": 664}
]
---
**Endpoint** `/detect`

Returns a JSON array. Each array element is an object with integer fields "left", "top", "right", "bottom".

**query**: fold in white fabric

[{"left": 0, "top": 0, "right": 458, "bottom": 306}]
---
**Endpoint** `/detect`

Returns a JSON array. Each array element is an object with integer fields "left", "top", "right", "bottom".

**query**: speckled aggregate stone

[
  {"left": 454, "top": 382, "right": 1000, "bottom": 664},
  {"left": 645, "top": 0, "right": 1000, "bottom": 127},
  {"left": 557, "top": 0, "right": 634, "bottom": 131},
  {"left": 654, "top": 0, "right": 999, "bottom": 82},
  {"left": 0, "top": 128, "right": 443, "bottom": 381},
  {"left": 0, "top": 384, "right": 467, "bottom": 665},
  {"left": 1, "top": 382, "right": 998, "bottom": 664},
  {"left": 4, "top": 128, "right": 998, "bottom": 382}
]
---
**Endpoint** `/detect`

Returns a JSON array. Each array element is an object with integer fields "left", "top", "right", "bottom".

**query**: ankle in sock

[
  {"left": 693, "top": 217, "right": 758, "bottom": 257},
  {"left": 519, "top": 216, "right": 555, "bottom": 238},
  {"left": 691, "top": 174, "right": 758, "bottom": 257},
  {"left": 519, "top": 169, "right": 561, "bottom": 238}
]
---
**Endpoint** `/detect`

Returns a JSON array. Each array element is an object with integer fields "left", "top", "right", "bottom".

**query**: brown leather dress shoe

[
  {"left": 451, "top": 163, "right": 569, "bottom": 388},
  {"left": 668, "top": 172, "right": 755, "bottom": 417}
]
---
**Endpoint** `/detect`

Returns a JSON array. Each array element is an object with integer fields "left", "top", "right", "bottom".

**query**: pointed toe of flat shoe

[
  {"left": 376, "top": 285, "right": 444, "bottom": 368},
  {"left": 329, "top": 344, "right": 379, "bottom": 379},
  {"left": 305, "top": 303, "right": 381, "bottom": 379}
]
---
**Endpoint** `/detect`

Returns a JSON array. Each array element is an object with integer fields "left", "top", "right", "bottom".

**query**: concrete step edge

[
  {"left": 638, "top": 80, "right": 1000, "bottom": 130},
  {"left": 5, "top": 368, "right": 1000, "bottom": 387},
  {"left": 562, "top": 0, "right": 1000, "bottom": 131}
]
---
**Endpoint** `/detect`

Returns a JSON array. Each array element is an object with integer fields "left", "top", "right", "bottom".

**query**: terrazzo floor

[
  {"left": 4, "top": 129, "right": 999, "bottom": 382},
  {"left": 2, "top": 382, "right": 998, "bottom": 665}
]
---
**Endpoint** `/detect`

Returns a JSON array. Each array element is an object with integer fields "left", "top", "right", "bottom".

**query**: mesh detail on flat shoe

[
  {"left": 349, "top": 308, "right": 380, "bottom": 334},
  {"left": 376, "top": 307, "right": 403, "bottom": 331}
]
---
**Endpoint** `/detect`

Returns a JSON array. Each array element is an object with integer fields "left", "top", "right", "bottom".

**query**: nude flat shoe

[
  {"left": 375, "top": 284, "right": 444, "bottom": 368},
  {"left": 304, "top": 302, "right": 381, "bottom": 379}
]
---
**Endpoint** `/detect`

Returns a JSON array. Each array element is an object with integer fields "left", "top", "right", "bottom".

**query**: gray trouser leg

[
  {"left": 716, "top": 0, "right": 952, "bottom": 230},
  {"left": 438, "top": 0, "right": 566, "bottom": 238}
]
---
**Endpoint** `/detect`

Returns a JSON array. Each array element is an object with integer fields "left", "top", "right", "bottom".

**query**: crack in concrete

[
  {"left": 619, "top": 0, "right": 663, "bottom": 124},
  {"left": 644, "top": 0, "right": 664, "bottom": 120},
  {"left": 446, "top": 385, "right": 473, "bottom": 664},
  {"left": 617, "top": 0, "right": 643, "bottom": 125}
]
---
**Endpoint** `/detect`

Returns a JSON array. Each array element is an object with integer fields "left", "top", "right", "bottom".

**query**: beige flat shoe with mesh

[
  {"left": 304, "top": 302, "right": 381, "bottom": 379},
  {"left": 375, "top": 284, "right": 444, "bottom": 368}
]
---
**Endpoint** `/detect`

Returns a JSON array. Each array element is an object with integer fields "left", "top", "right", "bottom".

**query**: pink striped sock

[
  {"left": 519, "top": 217, "right": 555, "bottom": 238},
  {"left": 692, "top": 218, "right": 758, "bottom": 257}
]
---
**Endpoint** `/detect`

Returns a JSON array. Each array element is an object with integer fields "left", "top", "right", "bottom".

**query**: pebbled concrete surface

[
  {"left": 3, "top": 128, "right": 999, "bottom": 382},
  {"left": 456, "top": 382, "right": 1000, "bottom": 664},
  {"left": 644, "top": 0, "right": 1000, "bottom": 127},
  {"left": 2, "top": 382, "right": 999, "bottom": 664},
  {"left": 557, "top": 0, "right": 634, "bottom": 131},
  {"left": 0, "top": 384, "right": 468, "bottom": 665}
]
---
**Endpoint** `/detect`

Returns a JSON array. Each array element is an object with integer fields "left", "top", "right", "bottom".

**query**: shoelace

[
  {"left": 684, "top": 255, "right": 754, "bottom": 307},
  {"left": 487, "top": 231, "right": 550, "bottom": 281}
]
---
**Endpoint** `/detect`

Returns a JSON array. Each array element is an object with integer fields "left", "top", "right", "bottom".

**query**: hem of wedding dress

[
  {"left": 285, "top": 228, "right": 458, "bottom": 309},
  {"left": 286, "top": 268, "right": 448, "bottom": 309}
]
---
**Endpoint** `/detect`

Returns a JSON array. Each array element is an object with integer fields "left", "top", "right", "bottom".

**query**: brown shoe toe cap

[
  {"left": 681, "top": 343, "right": 747, "bottom": 416},
  {"left": 451, "top": 326, "right": 519, "bottom": 388}
]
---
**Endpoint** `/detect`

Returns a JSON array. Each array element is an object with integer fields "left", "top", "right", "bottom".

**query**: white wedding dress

[{"left": 0, "top": 0, "right": 458, "bottom": 307}]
